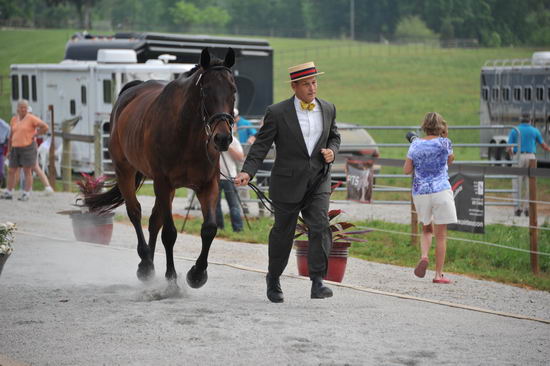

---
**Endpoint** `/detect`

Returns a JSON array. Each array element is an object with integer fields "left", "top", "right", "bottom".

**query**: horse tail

[
  {"left": 118, "top": 80, "right": 143, "bottom": 97},
  {"left": 84, "top": 171, "right": 146, "bottom": 214}
]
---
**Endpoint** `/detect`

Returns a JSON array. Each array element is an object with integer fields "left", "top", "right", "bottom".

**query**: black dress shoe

[
  {"left": 311, "top": 277, "right": 333, "bottom": 299},
  {"left": 266, "top": 274, "right": 284, "bottom": 303}
]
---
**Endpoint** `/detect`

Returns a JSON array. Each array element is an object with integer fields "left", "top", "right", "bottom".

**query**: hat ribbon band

[{"left": 290, "top": 67, "right": 317, "bottom": 80}]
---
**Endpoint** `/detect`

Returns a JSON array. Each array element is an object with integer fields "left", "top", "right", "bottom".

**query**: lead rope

[{"left": 220, "top": 153, "right": 251, "bottom": 230}]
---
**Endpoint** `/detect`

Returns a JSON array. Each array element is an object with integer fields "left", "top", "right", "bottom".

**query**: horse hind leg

[
  {"left": 118, "top": 166, "right": 154, "bottom": 281},
  {"left": 187, "top": 184, "right": 218, "bottom": 289},
  {"left": 152, "top": 180, "right": 178, "bottom": 282}
]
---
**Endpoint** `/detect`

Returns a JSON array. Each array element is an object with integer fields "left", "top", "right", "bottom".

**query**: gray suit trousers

[{"left": 268, "top": 191, "right": 332, "bottom": 279}]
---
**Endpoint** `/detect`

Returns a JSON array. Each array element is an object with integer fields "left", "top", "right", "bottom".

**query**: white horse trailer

[{"left": 10, "top": 50, "right": 194, "bottom": 175}]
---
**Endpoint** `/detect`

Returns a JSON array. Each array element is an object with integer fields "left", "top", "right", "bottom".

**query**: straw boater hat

[{"left": 287, "top": 61, "right": 324, "bottom": 82}]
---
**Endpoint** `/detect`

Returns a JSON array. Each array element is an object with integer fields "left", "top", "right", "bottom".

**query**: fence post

[
  {"left": 47, "top": 105, "right": 56, "bottom": 189},
  {"left": 61, "top": 120, "right": 72, "bottom": 192},
  {"left": 94, "top": 122, "right": 102, "bottom": 177},
  {"left": 528, "top": 159, "right": 539, "bottom": 275},
  {"left": 411, "top": 196, "right": 418, "bottom": 246}
]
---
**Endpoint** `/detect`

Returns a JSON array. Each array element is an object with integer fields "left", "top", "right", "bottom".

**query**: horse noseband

[{"left": 205, "top": 112, "right": 234, "bottom": 137}]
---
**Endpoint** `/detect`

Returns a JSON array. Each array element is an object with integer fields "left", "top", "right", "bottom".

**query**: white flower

[{"left": 0, "top": 222, "right": 16, "bottom": 255}]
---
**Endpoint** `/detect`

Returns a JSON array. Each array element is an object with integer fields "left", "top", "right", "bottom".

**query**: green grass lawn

[{"left": 4, "top": 28, "right": 549, "bottom": 290}]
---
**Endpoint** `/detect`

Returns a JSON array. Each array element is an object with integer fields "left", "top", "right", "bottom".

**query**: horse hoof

[
  {"left": 186, "top": 265, "right": 208, "bottom": 288},
  {"left": 137, "top": 260, "right": 155, "bottom": 282}
]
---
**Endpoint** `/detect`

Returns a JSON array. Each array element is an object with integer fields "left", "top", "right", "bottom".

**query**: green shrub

[{"left": 395, "top": 15, "right": 438, "bottom": 41}]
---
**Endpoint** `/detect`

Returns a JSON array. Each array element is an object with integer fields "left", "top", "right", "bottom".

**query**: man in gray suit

[{"left": 234, "top": 61, "right": 341, "bottom": 303}]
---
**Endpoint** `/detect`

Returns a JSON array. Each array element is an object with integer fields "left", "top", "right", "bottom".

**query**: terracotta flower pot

[
  {"left": 0, "top": 253, "right": 11, "bottom": 277},
  {"left": 70, "top": 212, "right": 114, "bottom": 245},
  {"left": 294, "top": 240, "right": 351, "bottom": 283}
]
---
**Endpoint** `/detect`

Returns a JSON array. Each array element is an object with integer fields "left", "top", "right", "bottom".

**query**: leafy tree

[
  {"left": 440, "top": 17, "right": 455, "bottom": 40},
  {"left": 170, "top": 1, "right": 230, "bottom": 31},
  {"left": 170, "top": 1, "right": 201, "bottom": 30},
  {"left": 526, "top": 9, "right": 550, "bottom": 46},
  {"left": 47, "top": 0, "right": 99, "bottom": 29}
]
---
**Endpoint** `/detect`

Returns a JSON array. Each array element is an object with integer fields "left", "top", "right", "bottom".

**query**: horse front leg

[{"left": 186, "top": 182, "right": 219, "bottom": 289}]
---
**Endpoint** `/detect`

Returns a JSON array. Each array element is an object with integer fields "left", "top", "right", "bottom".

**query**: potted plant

[
  {"left": 294, "top": 209, "right": 370, "bottom": 283},
  {"left": 60, "top": 173, "right": 114, "bottom": 245},
  {"left": 0, "top": 221, "right": 16, "bottom": 277}
]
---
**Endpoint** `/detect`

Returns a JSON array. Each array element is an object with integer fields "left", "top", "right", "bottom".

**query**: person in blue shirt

[
  {"left": 404, "top": 112, "right": 457, "bottom": 284},
  {"left": 234, "top": 108, "right": 257, "bottom": 144},
  {"left": 507, "top": 119, "right": 550, "bottom": 216}
]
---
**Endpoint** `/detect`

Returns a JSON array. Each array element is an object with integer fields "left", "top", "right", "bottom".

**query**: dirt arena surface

[{"left": 1, "top": 191, "right": 549, "bottom": 365}]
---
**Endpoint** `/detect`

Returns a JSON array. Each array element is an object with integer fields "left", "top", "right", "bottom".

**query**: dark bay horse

[{"left": 84, "top": 48, "right": 236, "bottom": 288}]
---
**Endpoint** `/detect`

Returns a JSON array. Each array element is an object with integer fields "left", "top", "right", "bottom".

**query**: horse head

[{"left": 197, "top": 47, "right": 236, "bottom": 152}]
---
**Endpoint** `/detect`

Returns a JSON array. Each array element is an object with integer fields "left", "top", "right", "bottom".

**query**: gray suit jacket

[{"left": 242, "top": 96, "right": 341, "bottom": 203}]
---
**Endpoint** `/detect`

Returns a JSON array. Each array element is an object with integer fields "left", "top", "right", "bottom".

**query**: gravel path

[
  {"left": 3, "top": 233, "right": 549, "bottom": 365},
  {"left": 2, "top": 191, "right": 549, "bottom": 322}
]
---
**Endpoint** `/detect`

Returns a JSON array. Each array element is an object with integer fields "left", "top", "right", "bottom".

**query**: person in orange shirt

[{"left": 1, "top": 100, "right": 49, "bottom": 201}]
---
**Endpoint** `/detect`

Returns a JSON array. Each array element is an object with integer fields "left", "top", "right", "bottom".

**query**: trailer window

[
  {"left": 481, "top": 87, "right": 489, "bottom": 101},
  {"left": 524, "top": 87, "right": 532, "bottom": 101},
  {"left": 21, "top": 75, "right": 29, "bottom": 100},
  {"left": 536, "top": 87, "right": 544, "bottom": 101},
  {"left": 513, "top": 87, "right": 521, "bottom": 102},
  {"left": 103, "top": 79, "right": 112, "bottom": 104},
  {"left": 502, "top": 87, "right": 510, "bottom": 101},
  {"left": 11, "top": 75, "right": 19, "bottom": 100},
  {"left": 491, "top": 87, "right": 499, "bottom": 101},
  {"left": 81, "top": 85, "right": 87, "bottom": 105},
  {"left": 31, "top": 75, "right": 37, "bottom": 102},
  {"left": 70, "top": 100, "right": 76, "bottom": 115}
]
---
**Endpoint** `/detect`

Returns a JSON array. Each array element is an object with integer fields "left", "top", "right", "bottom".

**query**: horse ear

[
  {"left": 200, "top": 48, "right": 211, "bottom": 69},
  {"left": 224, "top": 47, "right": 235, "bottom": 68}
]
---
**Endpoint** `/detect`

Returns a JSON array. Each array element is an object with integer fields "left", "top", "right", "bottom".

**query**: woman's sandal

[
  {"left": 432, "top": 275, "right": 452, "bottom": 284},
  {"left": 414, "top": 258, "right": 429, "bottom": 278}
]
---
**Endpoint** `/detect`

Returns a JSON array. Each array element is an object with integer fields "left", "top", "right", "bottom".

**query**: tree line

[{"left": 1, "top": 0, "right": 550, "bottom": 46}]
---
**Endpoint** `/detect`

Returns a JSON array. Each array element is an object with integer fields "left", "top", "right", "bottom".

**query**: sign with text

[
  {"left": 448, "top": 172, "right": 485, "bottom": 234},
  {"left": 346, "top": 159, "right": 373, "bottom": 203}
]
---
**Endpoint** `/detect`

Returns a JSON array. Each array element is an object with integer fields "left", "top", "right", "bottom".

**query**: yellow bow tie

[{"left": 300, "top": 100, "right": 315, "bottom": 111}]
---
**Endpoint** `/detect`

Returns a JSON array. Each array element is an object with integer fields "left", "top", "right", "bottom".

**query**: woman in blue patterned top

[{"left": 404, "top": 112, "right": 457, "bottom": 284}]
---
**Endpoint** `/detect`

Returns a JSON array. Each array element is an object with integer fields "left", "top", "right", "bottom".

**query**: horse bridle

[{"left": 196, "top": 65, "right": 235, "bottom": 139}]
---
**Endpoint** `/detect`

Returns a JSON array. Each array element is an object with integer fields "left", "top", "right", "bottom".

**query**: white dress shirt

[
  {"left": 294, "top": 96, "right": 323, "bottom": 156},
  {"left": 220, "top": 137, "right": 243, "bottom": 180}
]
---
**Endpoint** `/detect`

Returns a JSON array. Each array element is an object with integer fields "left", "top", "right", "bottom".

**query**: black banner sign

[{"left": 448, "top": 172, "right": 485, "bottom": 234}]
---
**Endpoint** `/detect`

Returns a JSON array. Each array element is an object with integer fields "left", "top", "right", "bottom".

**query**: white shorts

[{"left": 413, "top": 189, "right": 457, "bottom": 225}]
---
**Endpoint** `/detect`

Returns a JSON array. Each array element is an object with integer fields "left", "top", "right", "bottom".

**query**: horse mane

[{"left": 184, "top": 58, "right": 226, "bottom": 77}]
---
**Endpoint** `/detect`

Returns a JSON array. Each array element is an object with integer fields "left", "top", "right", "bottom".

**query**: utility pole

[{"left": 350, "top": 0, "right": 355, "bottom": 40}]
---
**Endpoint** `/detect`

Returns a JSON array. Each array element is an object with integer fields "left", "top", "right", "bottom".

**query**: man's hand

[
  {"left": 321, "top": 148, "right": 334, "bottom": 163},
  {"left": 234, "top": 172, "right": 251, "bottom": 187}
]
